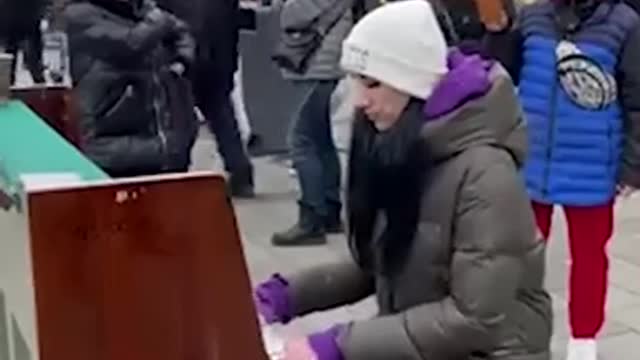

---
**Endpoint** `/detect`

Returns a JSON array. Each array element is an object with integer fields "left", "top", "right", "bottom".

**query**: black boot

[
  {"left": 271, "top": 205, "right": 327, "bottom": 246},
  {"left": 324, "top": 203, "right": 344, "bottom": 234},
  {"left": 229, "top": 167, "right": 255, "bottom": 198}
]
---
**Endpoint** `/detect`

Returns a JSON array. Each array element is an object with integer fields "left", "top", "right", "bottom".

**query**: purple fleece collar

[{"left": 423, "top": 49, "right": 494, "bottom": 119}]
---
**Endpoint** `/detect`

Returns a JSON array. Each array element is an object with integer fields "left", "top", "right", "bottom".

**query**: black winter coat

[
  {"left": 65, "top": 0, "right": 198, "bottom": 177},
  {"left": 156, "top": 0, "right": 239, "bottom": 96}
]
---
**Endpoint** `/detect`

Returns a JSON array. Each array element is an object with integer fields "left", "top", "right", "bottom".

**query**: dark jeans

[
  {"left": 196, "top": 82, "right": 252, "bottom": 179},
  {"left": 288, "top": 80, "right": 341, "bottom": 218}
]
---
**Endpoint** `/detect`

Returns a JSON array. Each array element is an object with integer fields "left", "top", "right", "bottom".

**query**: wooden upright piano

[{"left": 0, "top": 102, "right": 269, "bottom": 360}]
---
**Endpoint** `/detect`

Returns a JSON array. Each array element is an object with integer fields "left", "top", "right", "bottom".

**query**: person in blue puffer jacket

[{"left": 505, "top": 1, "right": 640, "bottom": 359}]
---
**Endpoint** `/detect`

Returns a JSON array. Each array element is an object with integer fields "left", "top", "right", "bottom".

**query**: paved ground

[{"left": 193, "top": 128, "right": 640, "bottom": 360}]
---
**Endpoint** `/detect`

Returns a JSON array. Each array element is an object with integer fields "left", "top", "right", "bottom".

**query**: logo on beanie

[{"left": 343, "top": 44, "right": 369, "bottom": 72}]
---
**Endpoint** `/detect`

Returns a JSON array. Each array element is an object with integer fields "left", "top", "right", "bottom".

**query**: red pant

[{"left": 532, "top": 201, "right": 614, "bottom": 339}]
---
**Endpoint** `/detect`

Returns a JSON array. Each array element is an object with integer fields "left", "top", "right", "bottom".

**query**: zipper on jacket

[
  {"left": 152, "top": 70, "right": 169, "bottom": 171},
  {"left": 542, "top": 31, "right": 567, "bottom": 198}
]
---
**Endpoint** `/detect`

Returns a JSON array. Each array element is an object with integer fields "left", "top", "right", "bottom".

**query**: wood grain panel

[
  {"left": 26, "top": 174, "right": 267, "bottom": 360},
  {"left": 11, "top": 88, "right": 80, "bottom": 147}
]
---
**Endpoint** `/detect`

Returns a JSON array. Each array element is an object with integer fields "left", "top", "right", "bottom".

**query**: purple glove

[
  {"left": 254, "top": 274, "right": 294, "bottom": 324},
  {"left": 308, "top": 325, "right": 345, "bottom": 360}
]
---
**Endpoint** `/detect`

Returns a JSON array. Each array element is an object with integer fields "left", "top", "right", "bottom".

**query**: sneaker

[{"left": 566, "top": 338, "right": 597, "bottom": 360}]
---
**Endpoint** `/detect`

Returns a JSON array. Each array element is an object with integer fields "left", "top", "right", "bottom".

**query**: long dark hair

[{"left": 347, "top": 103, "right": 429, "bottom": 275}]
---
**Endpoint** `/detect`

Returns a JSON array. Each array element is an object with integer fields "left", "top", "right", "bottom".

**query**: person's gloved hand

[
  {"left": 254, "top": 274, "right": 294, "bottom": 324},
  {"left": 169, "top": 62, "right": 186, "bottom": 76},
  {"left": 283, "top": 325, "right": 345, "bottom": 360}
]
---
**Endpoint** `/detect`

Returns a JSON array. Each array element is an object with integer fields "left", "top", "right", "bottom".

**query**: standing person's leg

[
  {"left": 564, "top": 203, "right": 614, "bottom": 360},
  {"left": 5, "top": 38, "right": 18, "bottom": 85},
  {"left": 272, "top": 81, "right": 336, "bottom": 246},
  {"left": 202, "top": 86, "right": 255, "bottom": 197},
  {"left": 318, "top": 81, "right": 343, "bottom": 233}
]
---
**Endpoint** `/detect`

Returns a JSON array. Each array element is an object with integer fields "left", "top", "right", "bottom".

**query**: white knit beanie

[{"left": 341, "top": 0, "right": 448, "bottom": 100}]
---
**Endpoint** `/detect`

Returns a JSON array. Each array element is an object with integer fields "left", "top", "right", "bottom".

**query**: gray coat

[
  {"left": 279, "top": 0, "right": 354, "bottom": 80},
  {"left": 286, "top": 68, "right": 552, "bottom": 360}
]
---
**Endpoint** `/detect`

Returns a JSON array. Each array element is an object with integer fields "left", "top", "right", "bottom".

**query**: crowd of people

[{"left": 3, "top": 0, "right": 640, "bottom": 359}]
